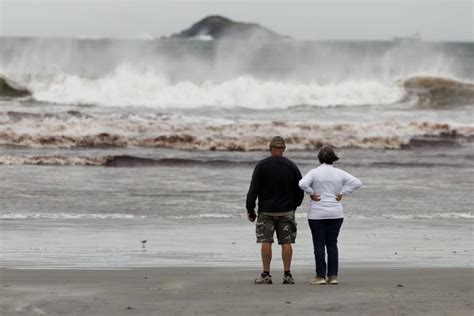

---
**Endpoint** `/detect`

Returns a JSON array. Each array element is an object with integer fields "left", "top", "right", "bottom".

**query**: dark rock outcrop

[
  {"left": 0, "top": 75, "right": 31, "bottom": 98},
  {"left": 401, "top": 76, "right": 474, "bottom": 106},
  {"left": 170, "top": 15, "right": 288, "bottom": 41}
]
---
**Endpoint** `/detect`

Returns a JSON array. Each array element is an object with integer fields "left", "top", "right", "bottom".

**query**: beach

[{"left": 1, "top": 267, "right": 472, "bottom": 315}]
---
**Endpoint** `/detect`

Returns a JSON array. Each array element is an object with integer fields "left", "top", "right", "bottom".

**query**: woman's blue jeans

[{"left": 308, "top": 218, "right": 344, "bottom": 278}]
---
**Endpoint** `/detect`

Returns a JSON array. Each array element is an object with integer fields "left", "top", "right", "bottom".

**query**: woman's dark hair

[{"left": 318, "top": 146, "right": 339, "bottom": 164}]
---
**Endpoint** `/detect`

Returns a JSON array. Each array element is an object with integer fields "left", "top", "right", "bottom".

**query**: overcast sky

[{"left": 0, "top": 0, "right": 472, "bottom": 41}]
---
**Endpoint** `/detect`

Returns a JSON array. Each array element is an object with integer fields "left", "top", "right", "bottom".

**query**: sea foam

[{"left": 27, "top": 69, "right": 404, "bottom": 109}]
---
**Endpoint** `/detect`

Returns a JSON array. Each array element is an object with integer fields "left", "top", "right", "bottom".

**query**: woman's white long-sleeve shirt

[{"left": 299, "top": 164, "right": 362, "bottom": 220}]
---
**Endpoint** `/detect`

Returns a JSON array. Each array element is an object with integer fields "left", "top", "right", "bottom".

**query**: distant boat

[{"left": 393, "top": 32, "right": 422, "bottom": 43}]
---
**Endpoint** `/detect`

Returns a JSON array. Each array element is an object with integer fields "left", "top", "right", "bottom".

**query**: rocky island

[{"left": 169, "top": 15, "right": 289, "bottom": 41}]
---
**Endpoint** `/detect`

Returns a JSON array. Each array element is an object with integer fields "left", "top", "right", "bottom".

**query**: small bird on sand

[{"left": 141, "top": 240, "right": 147, "bottom": 248}]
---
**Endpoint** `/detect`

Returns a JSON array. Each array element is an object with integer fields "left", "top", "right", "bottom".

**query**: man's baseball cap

[{"left": 269, "top": 136, "right": 286, "bottom": 149}]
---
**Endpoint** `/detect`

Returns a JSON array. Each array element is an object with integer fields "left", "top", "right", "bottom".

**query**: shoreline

[
  {"left": 2, "top": 218, "right": 472, "bottom": 269},
  {"left": 2, "top": 257, "right": 474, "bottom": 270},
  {"left": 1, "top": 267, "right": 472, "bottom": 315}
]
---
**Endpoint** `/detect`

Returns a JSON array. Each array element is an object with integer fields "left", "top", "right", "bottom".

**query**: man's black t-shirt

[{"left": 246, "top": 155, "right": 304, "bottom": 213}]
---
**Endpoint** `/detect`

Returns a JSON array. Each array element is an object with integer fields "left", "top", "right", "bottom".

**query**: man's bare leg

[
  {"left": 261, "top": 242, "right": 272, "bottom": 272},
  {"left": 281, "top": 243, "right": 292, "bottom": 272}
]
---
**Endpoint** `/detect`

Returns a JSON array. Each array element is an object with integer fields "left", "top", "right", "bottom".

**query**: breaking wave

[
  {"left": 2, "top": 154, "right": 471, "bottom": 167},
  {"left": 401, "top": 76, "right": 474, "bottom": 107},
  {"left": 9, "top": 71, "right": 405, "bottom": 108},
  {"left": 2, "top": 38, "right": 472, "bottom": 108},
  {"left": 0, "top": 110, "right": 472, "bottom": 150},
  {"left": 0, "top": 75, "right": 31, "bottom": 98},
  {"left": 2, "top": 212, "right": 471, "bottom": 220},
  {"left": 0, "top": 213, "right": 144, "bottom": 219},
  {"left": 170, "top": 213, "right": 474, "bottom": 220},
  {"left": 349, "top": 213, "right": 474, "bottom": 220},
  {"left": 0, "top": 155, "right": 110, "bottom": 166},
  {"left": 0, "top": 155, "right": 255, "bottom": 166},
  {"left": 3, "top": 71, "right": 474, "bottom": 108}
]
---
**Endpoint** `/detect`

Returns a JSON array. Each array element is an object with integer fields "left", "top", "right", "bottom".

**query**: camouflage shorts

[{"left": 256, "top": 212, "right": 297, "bottom": 244}]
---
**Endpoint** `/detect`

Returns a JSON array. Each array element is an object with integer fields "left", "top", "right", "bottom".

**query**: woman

[{"left": 299, "top": 146, "right": 362, "bottom": 285}]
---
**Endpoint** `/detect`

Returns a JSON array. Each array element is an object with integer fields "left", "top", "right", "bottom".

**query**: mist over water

[{"left": 1, "top": 38, "right": 473, "bottom": 108}]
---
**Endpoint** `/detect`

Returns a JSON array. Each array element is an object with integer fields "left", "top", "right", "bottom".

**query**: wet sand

[{"left": 1, "top": 267, "right": 472, "bottom": 315}]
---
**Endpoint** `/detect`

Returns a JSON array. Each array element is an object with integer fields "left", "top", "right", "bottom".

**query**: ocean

[{"left": 0, "top": 37, "right": 472, "bottom": 268}]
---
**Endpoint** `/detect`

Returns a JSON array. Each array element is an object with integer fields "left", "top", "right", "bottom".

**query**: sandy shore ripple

[{"left": 1, "top": 267, "right": 472, "bottom": 315}]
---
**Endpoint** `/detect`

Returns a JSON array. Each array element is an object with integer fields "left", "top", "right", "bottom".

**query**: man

[{"left": 246, "top": 136, "right": 304, "bottom": 284}]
